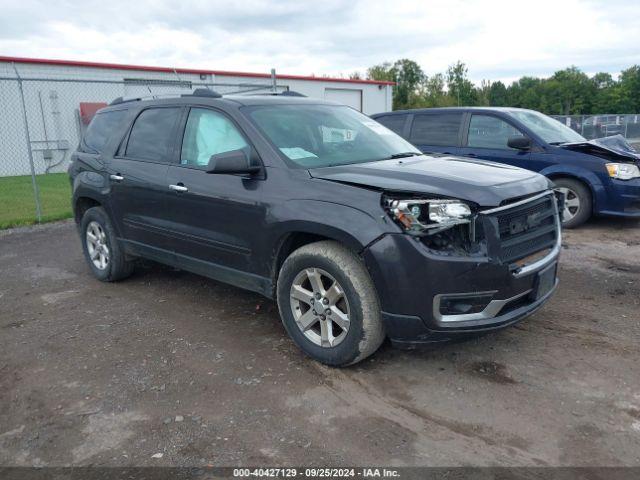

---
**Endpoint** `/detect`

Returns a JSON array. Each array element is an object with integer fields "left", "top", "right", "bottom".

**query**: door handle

[
  {"left": 109, "top": 174, "right": 124, "bottom": 181},
  {"left": 169, "top": 184, "right": 188, "bottom": 192},
  {"left": 464, "top": 153, "right": 478, "bottom": 158}
]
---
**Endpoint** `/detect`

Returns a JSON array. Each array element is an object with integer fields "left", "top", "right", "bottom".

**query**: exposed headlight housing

[
  {"left": 606, "top": 163, "right": 640, "bottom": 180},
  {"left": 385, "top": 198, "right": 472, "bottom": 235}
]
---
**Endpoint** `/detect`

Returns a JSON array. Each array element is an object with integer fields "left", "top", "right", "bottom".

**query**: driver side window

[
  {"left": 180, "top": 108, "right": 249, "bottom": 168},
  {"left": 468, "top": 115, "right": 524, "bottom": 150}
]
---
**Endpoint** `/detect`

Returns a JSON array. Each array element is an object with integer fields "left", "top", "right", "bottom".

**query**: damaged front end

[
  {"left": 560, "top": 134, "right": 640, "bottom": 162},
  {"left": 365, "top": 188, "right": 563, "bottom": 346},
  {"left": 561, "top": 135, "right": 640, "bottom": 182},
  {"left": 383, "top": 195, "right": 481, "bottom": 256},
  {"left": 382, "top": 190, "right": 563, "bottom": 275}
]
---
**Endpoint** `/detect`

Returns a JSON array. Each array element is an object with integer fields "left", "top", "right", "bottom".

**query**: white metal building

[{"left": 0, "top": 56, "right": 394, "bottom": 176}]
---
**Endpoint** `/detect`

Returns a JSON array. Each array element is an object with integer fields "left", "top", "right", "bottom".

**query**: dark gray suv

[{"left": 69, "top": 90, "right": 562, "bottom": 366}]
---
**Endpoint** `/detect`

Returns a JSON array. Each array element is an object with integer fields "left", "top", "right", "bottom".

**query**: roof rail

[
  {"left": 110, "top": 96, "right": 141, "bottom": 105},
  {"left": 109, "top": 88, "right": 223, "bottom": 106},
  {"left": 244, "top": 90, "right": 307, "bottom": 98},
  {"left": 189, "top": 88, "right": 222, "bottom": 98},
  {"left": 279, "top": 90, "right": 306, "bottom": 97}
]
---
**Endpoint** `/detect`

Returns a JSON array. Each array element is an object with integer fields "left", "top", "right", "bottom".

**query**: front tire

[
  {"left": 277, "top": 241, "right": 385, "bottom": 367},
  {"left": 80, "top": 206, "right": 134, "bottom": 282},
  {"left": 554, "top": 178, "right": 592, "bottom": 229}
]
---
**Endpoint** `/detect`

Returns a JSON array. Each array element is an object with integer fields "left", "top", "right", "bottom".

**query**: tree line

[{"left": 359, "top": 59, "right": 640, "bottom": 115}]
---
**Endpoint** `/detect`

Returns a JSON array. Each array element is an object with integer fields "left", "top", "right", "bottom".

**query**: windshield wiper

[
  {"left": 387, "top": 152, "right": 422, "bottom": 159},
  {"left": 548, "top": 141, "right": 567, "bottom": 145}
]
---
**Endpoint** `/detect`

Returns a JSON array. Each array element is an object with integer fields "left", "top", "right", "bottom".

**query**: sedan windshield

[
  {"left": 508, "top": 109, "right": 586, "bottom": 144},
  {"left": 246, "top": 104, "right": 421, "bottom": 168}
]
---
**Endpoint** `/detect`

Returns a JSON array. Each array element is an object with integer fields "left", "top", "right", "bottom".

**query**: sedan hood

[
  {"left": 308, "top": 155, "right": 549, "bottom": 207},
  {"left": 560, "top": 134, "right": 640, "bottom": 163}
]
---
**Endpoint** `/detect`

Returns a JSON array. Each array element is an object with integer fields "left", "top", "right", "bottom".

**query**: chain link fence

[
  {"left": 551, "top": 114, "right": 640, "bottom": 144},
  {"left": 0, "top": 65, "right": 286, "bottom": 228}
]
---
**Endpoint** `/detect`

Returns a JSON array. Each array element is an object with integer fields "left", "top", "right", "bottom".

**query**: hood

[
  {"left": 308, "top": 155, "right": 550, "bottom": 207},
  {"left": 560, "top": 135, "right": 640, "bottom": 163}
]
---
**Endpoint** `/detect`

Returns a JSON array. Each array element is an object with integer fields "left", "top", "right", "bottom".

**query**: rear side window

[
  {"left": 410, "top": 113, "right": 463, "bottom": 146},
  {"left": 374, "top": 115, "right": 407, "bottom": 136},
  {"left": 125, "top": 107, "right": 181, "bottom": 161},
  {"left": 82, "top": 110, "right": 127, "bottom": 153}
]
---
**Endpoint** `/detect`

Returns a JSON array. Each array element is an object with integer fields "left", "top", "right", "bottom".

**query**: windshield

[
  {"left": 246, "top": 104, "right": 421, "bottom": 168},
  {"left": 508, "top": 109, "right": 586, "bottom": 144}
]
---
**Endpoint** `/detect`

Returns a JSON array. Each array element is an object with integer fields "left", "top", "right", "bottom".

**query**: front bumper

[
  {"left": 363, "top": 232, "right": 560, "bottom": 346},
  {"left": 597, "top": 178, "right": 640, "bottom": 218}
]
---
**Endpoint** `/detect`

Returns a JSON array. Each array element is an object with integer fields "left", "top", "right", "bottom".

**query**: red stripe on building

[{"left": 0, "top": 55, "right": 395, "bottom": 86}]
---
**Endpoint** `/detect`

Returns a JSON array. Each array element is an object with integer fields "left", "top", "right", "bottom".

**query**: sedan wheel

[{"left": 289, "top": 267, "right": 351, "bottom": 348}]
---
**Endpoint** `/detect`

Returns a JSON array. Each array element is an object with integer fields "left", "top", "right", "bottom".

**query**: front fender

[
  {"left": 539, "top": 164, "right": 606, "bottom": 211},
  {"left": 268, "top": 199, "right": 393, "bottom": 253},
  {"left": 260, "top": 198, "right": 397, "bottom": 291}
]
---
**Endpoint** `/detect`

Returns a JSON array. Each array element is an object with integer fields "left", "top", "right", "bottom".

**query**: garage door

[{"left": 324, "top": 88, "right": 363, "bottom": 111}]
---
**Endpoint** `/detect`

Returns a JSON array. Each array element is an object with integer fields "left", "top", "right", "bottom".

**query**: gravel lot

[{"left": 0, "top": 218, "right": 639, "bottom": 467}]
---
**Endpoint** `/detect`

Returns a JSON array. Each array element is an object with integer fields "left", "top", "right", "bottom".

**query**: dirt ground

[{"left": 0, "top": 217, "right": 639, "bottom": 468}]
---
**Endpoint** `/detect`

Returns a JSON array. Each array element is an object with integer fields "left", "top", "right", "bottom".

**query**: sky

[{"left": 1, "top": 0, "right": 639, "bottom": 84}]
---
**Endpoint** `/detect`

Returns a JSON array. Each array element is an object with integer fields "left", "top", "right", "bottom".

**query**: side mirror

[
  {"left": 206, "top": 149, "right": 261, "bottom": 175},
  {"left": 508, "top": 136, "right": 532, "bottom": 150}
]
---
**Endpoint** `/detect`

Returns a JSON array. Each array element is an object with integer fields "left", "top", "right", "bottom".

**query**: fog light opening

[{"left": 439, "top": 294, "right": 494, "bottom": 316}]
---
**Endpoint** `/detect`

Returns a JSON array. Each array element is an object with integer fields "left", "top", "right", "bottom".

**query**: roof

[
  {"left": 372, "top": 106, "right": 529, "bottom": 116},
  {"left": 102, "top": 93, "right": 339, "bottom": 112},
  {"left": 0, "top": 55, "right": 395, "bottom": 86},
  {"left": 223, "top": 95, "right": 338, "bottom": 106}
]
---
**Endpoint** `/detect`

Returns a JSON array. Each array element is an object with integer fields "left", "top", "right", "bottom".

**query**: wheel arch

[
  {"left": 73, "top": 195, "right": 102, "bottom": 224},
  {"left": 270, "top": 224, "right": 369, "bottom": 298},
  {"left": 541, "top": 166, "right": 601, "bottom": 214}
]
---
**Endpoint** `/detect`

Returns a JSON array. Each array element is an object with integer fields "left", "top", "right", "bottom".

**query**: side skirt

[{"left": 121, "top": 239, "right": 273, "bottom": 298}]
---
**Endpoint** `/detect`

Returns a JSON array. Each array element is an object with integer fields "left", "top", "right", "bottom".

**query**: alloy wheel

[
  {"left": 86, "top": 221, "right": 110, "bottom": 270},
  {"left": 557, "top": 187, "right": 580, "bottom": 223},
  {"left": 289, "top": 267, "right": 351, "bottom": 348}
]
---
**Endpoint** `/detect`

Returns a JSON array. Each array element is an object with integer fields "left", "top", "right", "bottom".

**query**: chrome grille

[{"left": 483, "top": 192, "right": 560, "bottom": 266}]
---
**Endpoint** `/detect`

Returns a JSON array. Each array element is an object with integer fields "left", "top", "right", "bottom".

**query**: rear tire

[
  {"left": 80, "top": 206, "right": 134, "bottom": 282},
  {"left": 554, "top": 178, "right": 591, "bottom": 229},
  {"left": 277, "top": 241, "right": 385, "bottom": 367}
]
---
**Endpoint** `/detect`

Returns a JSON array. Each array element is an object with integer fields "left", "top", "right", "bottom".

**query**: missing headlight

[
  {"left": 384, "top": 197, "right": 472, "bottom": 236},
  {"left": 383, "top": 194, "right": 484, "bottom": 255}
]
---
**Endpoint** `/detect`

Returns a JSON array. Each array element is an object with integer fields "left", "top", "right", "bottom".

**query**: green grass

[{"left": 0, "top": 173, "right": 72, "bottom": 229}]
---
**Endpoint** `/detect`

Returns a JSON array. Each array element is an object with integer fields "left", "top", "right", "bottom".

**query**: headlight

[
  {"left": 385, "top": 197, "right": 472, "bottom": 235},
  {"left": 606, "top": 163, "right": 640, "bottom": 180}
]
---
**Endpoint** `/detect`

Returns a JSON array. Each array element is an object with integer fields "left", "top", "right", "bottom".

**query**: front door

[
  {"left": 459, "top": 113, "right": 531, "bottom": 167},
  {"left": 105, "top": 106, "right": 182, "bottom": 250},
  {"left": 164, "top": 107, "right": 267, "bottom": 276}
]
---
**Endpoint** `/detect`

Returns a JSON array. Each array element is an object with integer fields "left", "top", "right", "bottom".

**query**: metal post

[
  {"left": 12, "top": 63, "right": 42, "bottom": 222},
  {"left": 270, "top": 68, "right": 277, "bottom": 93}
]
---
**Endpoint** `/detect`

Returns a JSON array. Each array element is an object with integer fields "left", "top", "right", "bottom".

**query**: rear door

[
  {"left": 458, "top": 113, "right": 530, "bottom": 167},
  {"left": 408, "top": 112, "right": 463, "bottom": 155},
  {"left": 106, "top": 105, "right": 182, "bottom": 250},
  {"left": 164, "top": 106, "right": 267, "bottom": 275}
]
